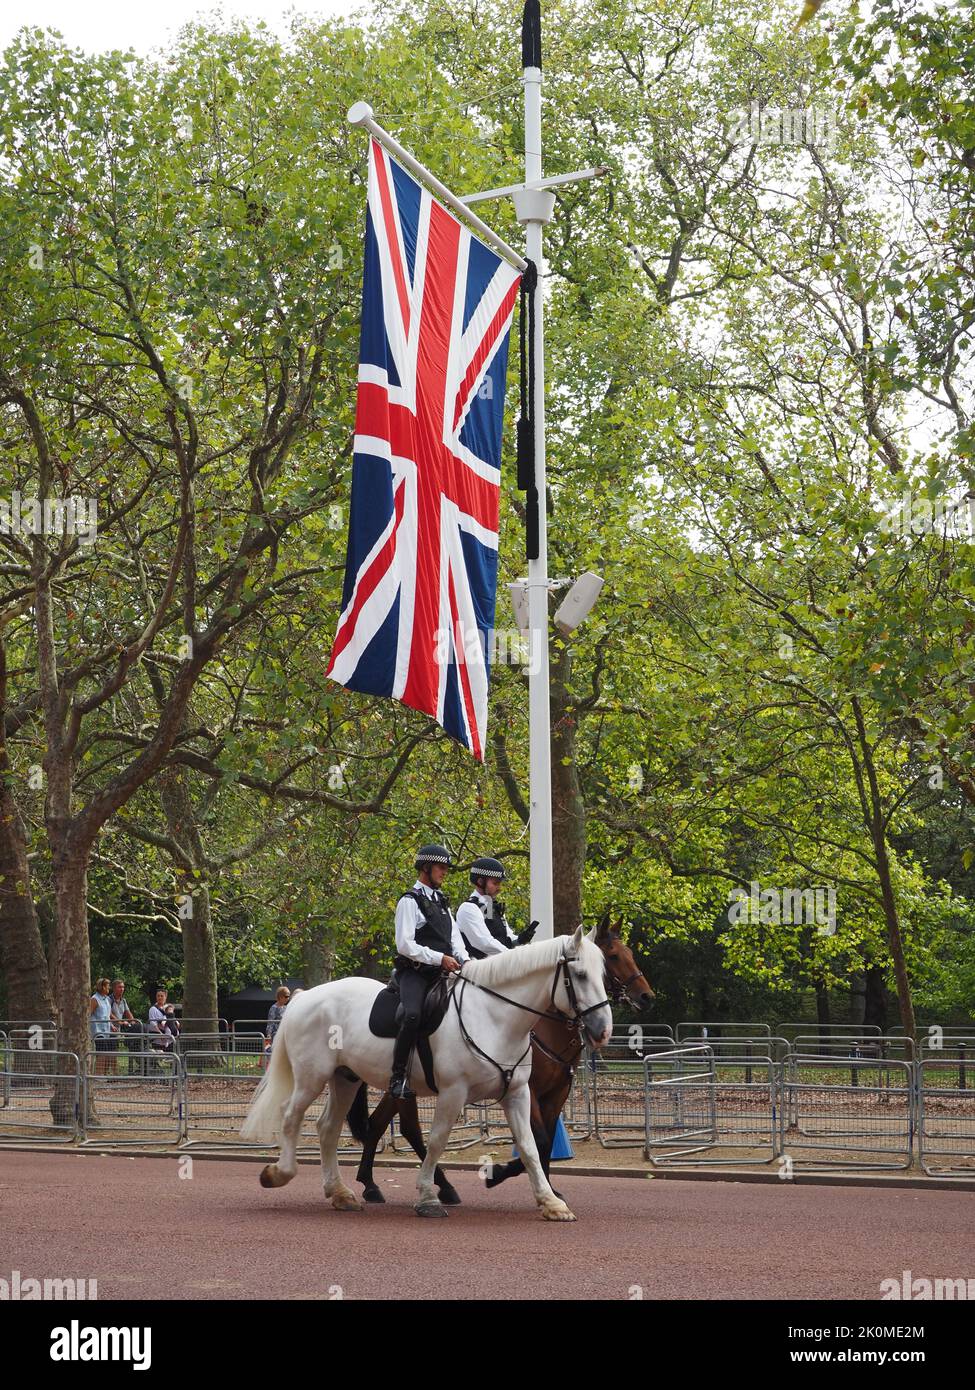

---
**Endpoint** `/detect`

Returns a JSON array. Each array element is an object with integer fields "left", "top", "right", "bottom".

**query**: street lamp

[{"left": 554, "top": 571, "right": 604, "bottom": 636}]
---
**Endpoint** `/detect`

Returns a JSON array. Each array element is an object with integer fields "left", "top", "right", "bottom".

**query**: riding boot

[{"left": 389, "top": 1027, "right": 417, "bottom": 1100}]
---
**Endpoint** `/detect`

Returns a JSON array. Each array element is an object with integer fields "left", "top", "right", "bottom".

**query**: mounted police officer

[
  {"left": 390, "top": 844, "right": 470, "bottom": 1100},
  {"left": 456, "top": 857, "right": 538, "bottom": 960}
]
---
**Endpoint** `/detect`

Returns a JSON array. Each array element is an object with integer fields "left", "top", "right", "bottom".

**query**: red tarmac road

[{"left": 1, "top": 1150, "right": 972, "bottom": 1300}]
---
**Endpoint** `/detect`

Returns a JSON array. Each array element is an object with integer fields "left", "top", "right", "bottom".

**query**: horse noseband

[
  {"left": 552, "top": 952, "right": 611, "bottom": 1026},
  {"left": 608, "top": 969, "right": 649, "bottom": 1007}
]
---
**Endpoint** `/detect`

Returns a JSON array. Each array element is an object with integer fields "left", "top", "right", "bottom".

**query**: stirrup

[{"left": 389, "top": 1074, "right": 415, "bottom": 1100}]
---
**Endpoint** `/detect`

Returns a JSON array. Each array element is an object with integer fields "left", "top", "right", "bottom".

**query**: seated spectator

[
  {"left": 109, "top": 979, "right": 144, "bottom": 1075},
  {"left": 147, "top": 989, "right": 180, "bottom": 1054},
  {"left": 89, "top": 978, "right": 118, "bottom": 1074},
  {"left": 264, "top": 987, "right": 290, "bottom": 1063}
]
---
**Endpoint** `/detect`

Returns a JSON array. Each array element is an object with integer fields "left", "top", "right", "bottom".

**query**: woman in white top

[{"left": 89, "top": 978, "right": 117, "bottom": 1075}]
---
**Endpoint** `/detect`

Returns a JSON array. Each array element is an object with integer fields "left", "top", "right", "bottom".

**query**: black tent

[{"left": 221, "top": 978, "right": 304, "bottom": 1029}]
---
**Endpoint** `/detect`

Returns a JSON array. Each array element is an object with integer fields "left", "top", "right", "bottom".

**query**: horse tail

[
  {"left": 240, "top": 1025, "right": 294, "bottom": 1142},
  {"left": 345, "top": 1083, "right": 370, "bottom": 1144}
]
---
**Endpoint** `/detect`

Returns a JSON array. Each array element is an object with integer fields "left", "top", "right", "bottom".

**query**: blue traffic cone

[{"left": 513, "top": 1113, "right": 574, "bottom": 1161}]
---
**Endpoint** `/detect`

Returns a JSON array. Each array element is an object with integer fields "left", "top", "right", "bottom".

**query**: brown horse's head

[{"left": 594, "top": 914, "right": 655, "bottom": 1011}]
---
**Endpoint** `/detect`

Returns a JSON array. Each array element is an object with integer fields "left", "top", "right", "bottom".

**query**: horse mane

[{"left": 461, "top": 934, "right": 581, "bottom": 989}]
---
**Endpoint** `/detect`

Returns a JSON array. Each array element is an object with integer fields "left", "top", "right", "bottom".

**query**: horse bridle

[
  {"left": 551, "top": 952, "right": 613, "bottom": 1027},
  {"left": 607, "top": 968, "right": 649, "bottom": 1007},
  {"left": 450, "top": 945, "right": 611, "bottom": 1098}
]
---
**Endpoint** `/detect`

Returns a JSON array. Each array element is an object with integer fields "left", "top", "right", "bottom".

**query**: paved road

[{"left": 1, "top": 1151, "right": 972, "bottom": 1300}]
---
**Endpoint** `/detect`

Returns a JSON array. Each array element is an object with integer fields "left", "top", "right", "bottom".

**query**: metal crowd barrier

[
  {"left": 232, "top": 1018, "right": 274, "bottom": 1037},
  {"left": 564, "top": 1065, "right": 593, "bottom": 1139},
  {"left": 918, "top": 1037, "right": 974, "bottom": 1091},
  {"left": 782, "top": 1054, "right": 914, "bottom": 1171},
  {"left": 776, "top": 1022, "right": 883, "bottom": 1044},
  {"left": 0, "top": 1018, "right": 57, "bottom": 1039},
  {"left": 4, "top": 1025, "right": 58, "bottom": 1063},
  {"left": 81, "top": 1052, "right": 183, "bottom": 1147},
  {"left": 181, "top": 1057, "right": 380, "bottom": 1155},
  {"left": 585, "top": 1030, "right": 696, "bottom": 1146},
  {"left": 790, "top": 1031, "right": 912, "bottom": 1060},
  {"left": 677, "top": 1021, "right": 771, "bottom": 1042},
  {"left": 644, "top": 1044, "right": 783, "bottom": 1166},
  {"left": 585, "top": 1033, "right": 658, "bottom": 1147},
  {"left": 182, "top": 1051, "right": 263, "bottom": 1143},
  {"left": 1, "top": 1023, "right": 973, "bottom": 1175},
  {"left": 0, "top": 1049, "right": 82, "bottom": 1142},
  {"left": 643, "top": 1046, "right": 717, "bottom": 1161},
  {"left": 181, "top": 1053, "right": 339, "bottom": 1150},
  {"left": 917, "top": 1057, "right": 975, "bottom": 1176},
  {"left": 175, "top": 1031, "right": 266, "bottom": 1066},
  {"left": 390, "top": 1094, "right": 491, "bottom": 1151}
]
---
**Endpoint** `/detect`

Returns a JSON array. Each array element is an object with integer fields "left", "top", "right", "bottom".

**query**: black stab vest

[
  {"left": 402, "top": 888, "right": 454, "bottom": 956},
  {"left": 462, "top": 893, "right": 512, "bottom": 959}
]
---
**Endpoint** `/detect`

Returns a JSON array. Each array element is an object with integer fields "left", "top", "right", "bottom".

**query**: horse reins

[
  {"left": 450, "top": 979, "right": 533, "bottom": 1100},
  {"left": 450, "top": 949, "right": 611, "bottom": 1100},
  {"left": 530, "top": 964, "right": 651, "bottom": 1076}
]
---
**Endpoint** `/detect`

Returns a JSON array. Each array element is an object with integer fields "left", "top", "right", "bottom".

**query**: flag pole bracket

[{"left": 346, "top": 101, "right": 527, "bottom": 272}]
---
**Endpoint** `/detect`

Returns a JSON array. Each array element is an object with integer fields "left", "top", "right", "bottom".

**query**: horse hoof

[
  {"left": 415, "top": 1201, "right": 448, "bottom": 1218},
  {"left": 331, "top": 1190, "right": 363, "bottom": 1212},
  {"left": 361, "top": 1184, "right": 385, "bottom": 1204},
  {"left": 437, "top": 1184, "right": 462, "bottom": 1205},
  {"left": 541, "top": 1201, "right": 576, "bottom": 1222},
  {"left": 259, "top": 1165, "right": 277, "bottom": 1189}
]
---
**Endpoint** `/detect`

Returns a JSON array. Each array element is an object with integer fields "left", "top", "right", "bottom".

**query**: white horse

[{"left": 240, "top": 926, "right": 612, "bottom": 1220}]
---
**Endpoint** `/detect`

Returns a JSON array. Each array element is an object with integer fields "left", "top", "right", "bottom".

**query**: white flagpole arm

[
  {"left": 460, "top": 166, "right": 608, "bottom": 206},
  {"left": 347, "top": 102, "right": 527, "bottom": 272}
]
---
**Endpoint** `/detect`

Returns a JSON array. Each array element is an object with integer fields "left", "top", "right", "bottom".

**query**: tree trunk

[
  {"left": 872, "top": 831, "right": 916, "bottom": 1042},
  {"left": 158, "top": 766, "right": 219, "bottom": 1044},
  {"left": 853, "top": 705, "right": 916, "bottom": 1043},
  {"left": 864, "top": 964, "right": 888, "bottom": 1033},
  {"left": 848, "top": 973, "right": 866, "bottom": 1029},
  {"left": 353, "top": 936, "right": 386, "bottom": 982},
  {"left": 815, "top": 979, "right": 831, "bottom": 1051},
  {"left": 48, "top": 842, "right": 93, "bottom": 1120},
  {"left": 550, "top": 640, "right": 586, "bottom": 936},
  {"left": 302, "top": 929, "right": 335, "bottom": 987},
  {"left": 0, "top": 797, "right": 54, "bottom": 1024},
  {"left": 180, "top": 880, "right": 218, "bottom": 1044},
  {"left": 0, "top": 633, "right": 55, "bottom": 1024}
]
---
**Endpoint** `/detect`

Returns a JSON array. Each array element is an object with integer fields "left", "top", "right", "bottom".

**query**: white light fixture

[
  {"left": 509, "top": 579, "right": 530, "bottom": 633},
  {"left": 554, "top": 571, "right": 604, "bottom": 635}
]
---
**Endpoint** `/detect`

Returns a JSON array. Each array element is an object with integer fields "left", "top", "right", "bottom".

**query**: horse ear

[
  {"left": 595, "top": 912, "right": 611, "bottom": 940},
  {"left": 570, "top": 924, "right": 585, "bottom": 950},
  {"left": 583, "top": 925, "right": 596, "bottom": 943}
]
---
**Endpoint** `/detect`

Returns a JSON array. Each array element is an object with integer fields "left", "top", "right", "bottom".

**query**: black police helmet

[
  {"left": 469, "top": 856, "right": 506, "bottom": 885},
  {"left": 415, "top": 843, "right": 453, "bottom": 871}
]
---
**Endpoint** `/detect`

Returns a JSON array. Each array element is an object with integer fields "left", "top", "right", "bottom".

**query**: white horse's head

[{"left": 555, "top": 925, "right": 613, "bottom": 1049}]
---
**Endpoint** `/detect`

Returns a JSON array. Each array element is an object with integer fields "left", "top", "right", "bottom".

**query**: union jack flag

[{"left": 326, "top": 139, "right": 521, "bottom": 760}]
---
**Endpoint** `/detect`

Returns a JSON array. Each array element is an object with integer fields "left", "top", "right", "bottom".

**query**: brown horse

[{"left": 346, "top": 916, "right": 653, "bottom": 1203}]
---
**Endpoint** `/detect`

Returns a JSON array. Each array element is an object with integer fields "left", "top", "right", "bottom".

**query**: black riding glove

[{"left": 515, "top": 920, "right": 539, "bottom": 946}]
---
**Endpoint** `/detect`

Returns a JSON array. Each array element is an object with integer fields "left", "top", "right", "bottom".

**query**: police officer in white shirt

[
  {"left": 390, "top": 844, "right": 469, "bottom": 1099},
  {"left": 456, "top": 857, "right": 538, "bottom": 959}
]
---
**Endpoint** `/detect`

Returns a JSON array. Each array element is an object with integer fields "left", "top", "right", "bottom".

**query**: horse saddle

[
  {"left": 368, "top": 973, "right": 450, "bottom": 1040},
  {"left": 368, "top": 974, "right": 449, "bottom": 1095}
]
